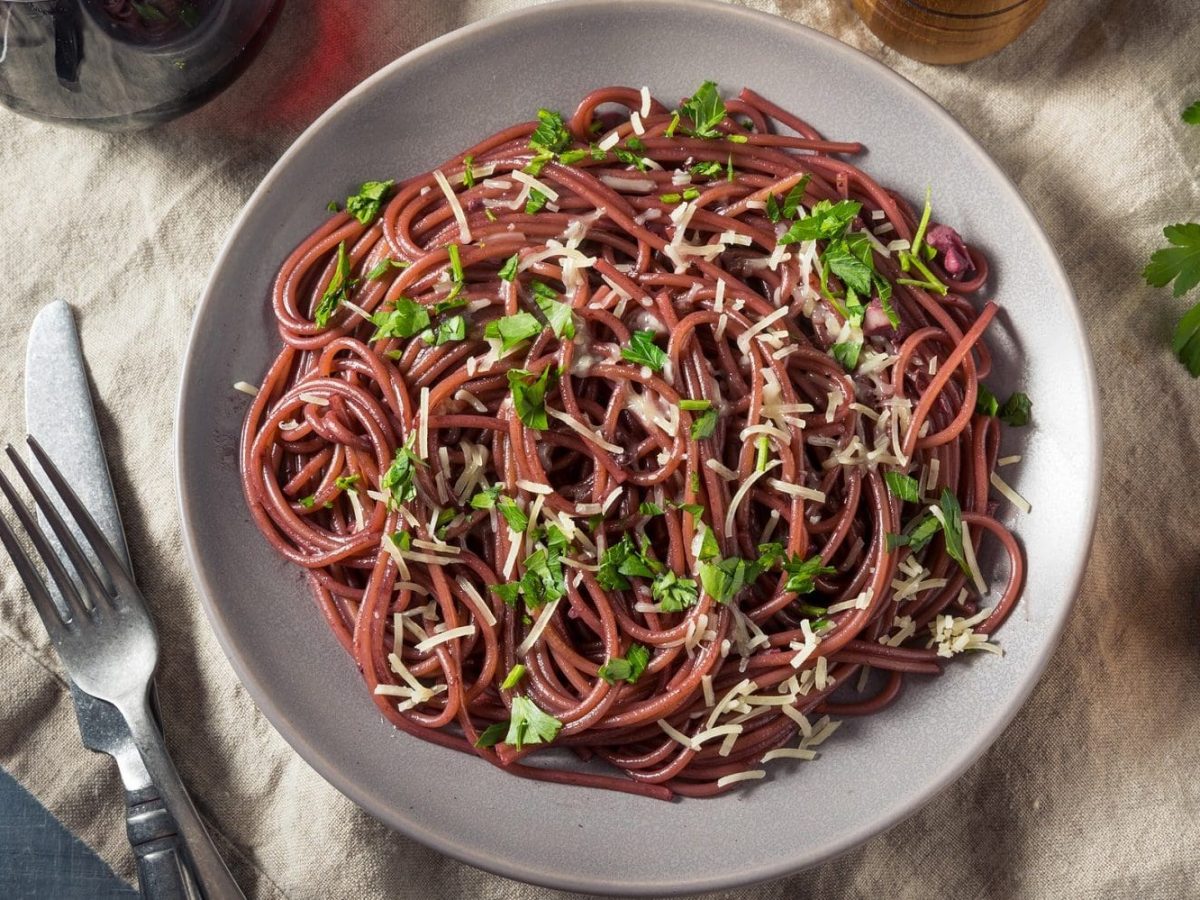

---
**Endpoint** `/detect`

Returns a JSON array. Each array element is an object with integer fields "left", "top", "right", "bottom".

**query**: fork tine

[
  {"left": 3, "top": 446, "right": 115, "bottom": 615},
  {"left": 0, "top": 468, "right": 88, "bottom": 626},
  {"left": 24, "top": 437, "right": 138, "bottom": 597}
]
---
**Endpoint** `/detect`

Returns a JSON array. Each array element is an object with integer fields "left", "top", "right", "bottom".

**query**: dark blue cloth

[{"left": 0, "top": 767, "right": 136, "bottom": 899}]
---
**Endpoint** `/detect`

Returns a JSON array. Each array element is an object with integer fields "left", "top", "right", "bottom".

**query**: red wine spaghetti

[{"left": 239, "top": 83, "right": 1028, "bottom": 800}]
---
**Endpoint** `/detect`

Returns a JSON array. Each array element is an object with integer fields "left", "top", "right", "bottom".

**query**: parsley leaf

[
  {"left": 782, "top": 554, "right": 835, "bottom": 594},
  {"left": 652, "top": 571, "right": 699, "bottom": 612},
  {"left": 690, "top": 406, "right": 718, "bottom": 440},
  {"left": 497, "top": 496, "right": 528, "bottom": 533},
  {"left": 485, "top": 312, "right": 543, "bottom": 351},
  {"left": 470, "top": 485, "right": 501, "bottom": 509},
  {"left": 498, "top": 254, "right": 520, "bottom": 282},
  {"left": 1145, "top": 223, "right": 1200, "bottom": 298},
  {"left": 334, "top": 474, "right": 360, "bottom": 491},
  {"left": 639, "top": 501, "right": 664, "bottom": 516},
  {"left": 345, "top": 179, "right": 394, "bottom": 225},
  {"left": 884, "top": 471, "right": 921, "bottom": 502},
  {"left": 783, "top": 176, "right": 810, "bottom": 218},
  {"left": 532, "top": 282, "right": 576, "bottom": 339},
  {"left": 680, "top": 80, "right": 726, "bottom": 139},
  {"left": 501, "top": 664, "right": 526, "bottom": 690},
  {"left": 422, "top": 314, "right": 466, "bottom": 346},
  {"left": 937, "top": 488, "right": 970, "bottom": 577},
  {"left": 507, "top": 366, "right": 559, "bottom": 430},
  {"left": 778, "top": 199, "right": 862, "bottom": 245},
  {"left": 530, "top": 109, "right": 572, "bottom": 155},
  {"left": 998, "top": 392, "right": 1032, "bottom": 427},
  {"left": 832, "top": 340, "right": 861, "bottom": 371},
  {"left": 474, "top": 722, "right": 508, "bottom": 748},
  {"left": 461, "top": 155, "right": 476, "bottom": 188},
  {"left": 1174, "top": 303, "right": 1200, "bottom": 377},
  {"left": 517, "top": 544, "right": 567, "bottom": 608},
  {"left": 525, "top": 189, "right": 549, "bottom": 215},
  {"left": 380, "top": 435, "right": 423, "bottom": 507},
  {"left": 371, "top": 296, "right": 430, "bottom": 341},
  {"left": 505, "top": 696, "right": 563, "bottom": 749},
  {"left": 620, "top": 330, "right": 668, "bottom": 371},
  {"left": 612, "top": 147, "right": 649, "bottom": 172},
  {"left": 698, "top": 555, "right": 759, "bottom": 604},
  {"left": 366, "top": 257, "right": 408, "bottom": 280},
  {"left": 314, "top": 241, "right": 356, "bottom": 328},
  {"left": 886, "top": 514, "right": 942, "bottom": 553},
  {"left": 597, "top": 534, "right": 662, "bottom": 590},
  {"left": 690, "top": 160, "right": 724, "bottom": 178},
  {"left": 558, "top": 149, "right": 591, "bottom": 166},
  {"left": 1183, "top": 100, "right": 1200, "bottom": 125},
  {"left": 597, "top": 643, "right": 651, "bottom": 684},
  {"left": 976, "top": 383, "right": 1000, "bottom": 417}
]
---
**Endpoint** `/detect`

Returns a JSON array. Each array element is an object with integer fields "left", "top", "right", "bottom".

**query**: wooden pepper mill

[{"left": 852, "top": 0, "right": 1050, "bottom": 64}]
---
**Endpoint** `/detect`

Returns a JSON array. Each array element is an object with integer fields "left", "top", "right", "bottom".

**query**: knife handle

[
  {"left": 123, "top": 698, "right": 246, "bottom": 900},
  {"left": 126, "top": 786, "right": 201, "bottom": 900}
]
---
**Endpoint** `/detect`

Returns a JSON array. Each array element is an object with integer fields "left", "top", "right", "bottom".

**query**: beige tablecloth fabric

[{"left": 2, "top": 1, "right": 1199, "bottom": 897}]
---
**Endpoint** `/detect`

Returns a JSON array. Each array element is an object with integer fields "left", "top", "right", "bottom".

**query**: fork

[{"left": 0, "top": 437, "right": 245, "bottom": 900}]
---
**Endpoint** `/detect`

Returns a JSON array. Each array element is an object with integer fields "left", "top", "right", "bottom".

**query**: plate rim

[{"left": 175, "top": 0, "right": 1101, "bottom": 893}]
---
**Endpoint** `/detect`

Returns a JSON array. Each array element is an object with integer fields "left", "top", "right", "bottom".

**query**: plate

[{"left": 176, "top": 1, "right": 1099, "bottom": 893}]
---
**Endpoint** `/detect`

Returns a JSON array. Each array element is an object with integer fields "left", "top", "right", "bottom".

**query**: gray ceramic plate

[{"left": 176, "top": 1, "right": 1099, "bottom": 894}]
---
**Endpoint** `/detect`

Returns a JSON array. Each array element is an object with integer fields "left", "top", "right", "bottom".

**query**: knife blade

[{"left": 25, "top": 300, "right": 198, "bottom": 900}]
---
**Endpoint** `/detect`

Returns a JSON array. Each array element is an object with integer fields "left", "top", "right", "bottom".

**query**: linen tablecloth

[{"left": 2, "top": 0, "right": 1198, "bottom": 896}]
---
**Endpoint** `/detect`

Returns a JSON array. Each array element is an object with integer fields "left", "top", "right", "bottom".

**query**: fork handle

[
  {"left": 126, "top": 786, "right": 201, "bottom": 900},
  {"left": 123, "top": 699, "right": 246, "bottom": 900}
]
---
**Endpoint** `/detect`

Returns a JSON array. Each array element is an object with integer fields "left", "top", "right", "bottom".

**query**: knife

[{"left": 25, "top": 300, "right": 200, "bottom": 900}]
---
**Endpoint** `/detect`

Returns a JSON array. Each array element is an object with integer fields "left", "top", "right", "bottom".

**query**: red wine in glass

[{"left": 0, "top": 0, "right": 282, "bottom": 130}]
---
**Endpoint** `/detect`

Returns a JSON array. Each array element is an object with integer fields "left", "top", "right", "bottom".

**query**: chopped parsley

[
  {"left": 690, "top": 160, "right": 724, "bottom": 178},
  {"left": 498, "top": 254, "right": 520, "bottom": 282},
  {"left": 532, "top": 282, "right": 576, "bottom": 340},
  {"left": 529, "top": 109, "right": 572, "bottom": 155},
  {"left": 885, "top": 514, "right": 941, "bottom": 553},
  {"left": 597, "top": 643, "right": 650, "bottom": 684},
  {"left": 597, "top": 534, "right": 662, "bottom": 590},
  {"left": 334, "top": 474, "right": 360, "bottom": 491},
  {"left": 831, "top": 340, "right": 861, "bottom": 371},
  {"left": 653, "top": 571, "right": 699, "bottom": 612},
  {"left": 558, "top": 148, "right": 591, "bottom": 166},
  {"left": 345, "top": 179, "right": 394, "bottom": 225},
  {"left": 370, "top": 296, "right": 430, "bottom": 341},
  {"left": 977, "top": 385, "right": 1032, "bottom": 426},
  {"left": 380, "top": 435, "right": 423, "bottom": 507},
  {"left": 298, "top": 494, "right": 316, "bottom": 509},
  {"left": 755, "top": 435, "right": 770, "bottom": 472},
  {"left": 884, "top": 471, "right": 921, "bottom": 503},
  {"left": 505, "top": 696, "right": 562, "bottom": 750},
  {"left": 485, "top": 311, "right": 543, "bottom": 351},
  {"left": 507, "top": 366, "right": 559, "bottom": 430},
  {"left": 680, "top": 80, "right": 726, "bottom": 139},
  {"left": 325, "top": 200, "right": 340, "bottom": 212},
  {"left": 685, "top": 400, "right": 718, "bottom": 440},
  {"left": 474, "top": 722, "right": 508, "bottom": 748},
  {"left": 638, "top": 501, "right": 664, "bottom": 516},
  {"left": 500, "top": 664, "right": 526, "bottom": 690},
  {"left": 999, "top": 392, "right": 1032, "bottom": 427},
  {"left": 422, "top": 314, "right": 466, "bottom": 346},
  {"left": 461, "top": 155, "right": 476, "bottom": 188},
  {"left": 778, "top": 199, "right": 861, "bottom": 244},
  {"left": 366, "top": 257, "right": 408, "bottom": 281},
  {"left": 496, "top": 496, "right": 528, "bottom": 533},
  {"left": 620, "top": 330, "right": 668, "bottom": 371},
  {"left": 976, "top": 384, "right": 1001, "bottom": 417},
  {"left": 313, "top": 241, "right": 356, "bottom": 328},
  {"left": 781, "top": 554, "right": 835, "bottom": 595},
  {"left": 698, "top": 554, "right": 759, "bottom": 604},
  {"left": 525, "top": 189, "right": 549, "bottom": 215},
  {"left": 896, "top": 188, "right": 948, "bottom": 295},
  {"left": 612, "top": 147, "right": 649, "bottom": 172},
  {"left": 937, "top": 488, "right": 970, "bottom": 577}
]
